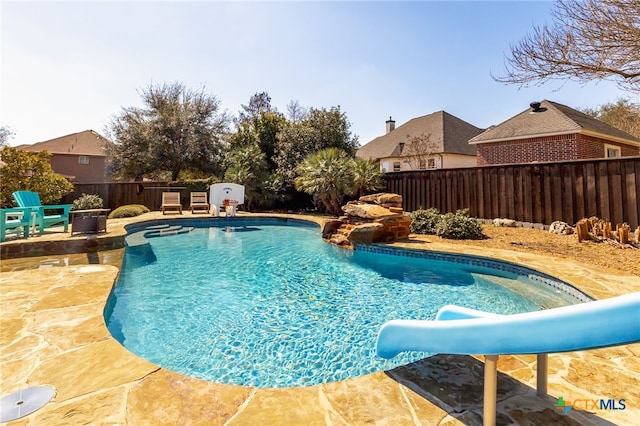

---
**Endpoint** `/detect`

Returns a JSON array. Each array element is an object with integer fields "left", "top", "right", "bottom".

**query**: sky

[{"left": 0, "top": 0, "right": 631, "bottom": 148}]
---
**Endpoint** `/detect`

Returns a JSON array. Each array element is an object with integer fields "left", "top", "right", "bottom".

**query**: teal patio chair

[
  {"left": 12, "top": 191, "right": 72, "bottom": 235},
  {"left": 0, "top": 207, "right": 32, "bottom": 242}
]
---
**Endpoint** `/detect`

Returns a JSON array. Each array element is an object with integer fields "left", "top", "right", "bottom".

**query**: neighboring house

[
  {"left": 356, "top": 111, "right": 483, "bottom": 172},
  {"left": 16, "top": 130, "right": 110, "bottom": 183},
  {"left": 470, "top": 100, "right": 640, "bottom": 166}
]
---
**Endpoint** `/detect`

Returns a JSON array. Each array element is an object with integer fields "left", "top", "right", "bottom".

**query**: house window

[
  {"left": 78, "top": 155, "right": 90, "bottom": 165},
  {"left": 393, "top": 161, "right": 401, "bottom": 172},
  {"left": 427, "top": 158, "right": 436, "bottom": 169},
  {"left": 419, "top": 159, "right": 426, "bottom": 169},
  {"left": 381, "top": 161, "right": 389, "bottom": 172},
  {"left": 605, "top": 145, "right": 620, "bottom": 158}
]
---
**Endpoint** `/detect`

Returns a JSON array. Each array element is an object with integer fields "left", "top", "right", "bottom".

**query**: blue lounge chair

[
  {"left": 0, "top": 207, "right": 33, "bottom": 242},
  {"left": 12, "top": 191, "right": 72, "bottom": 235}
]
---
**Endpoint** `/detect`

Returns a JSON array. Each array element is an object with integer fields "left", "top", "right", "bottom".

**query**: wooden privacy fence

[
  {"left": 61, "top": 182, "right": 182, "bottom": 212},
  {"left": 384, "top": 156, "right": 640, "bottom": 229},
  {"left": 62, "top": 157, "right": 639, "bottom": 228}
]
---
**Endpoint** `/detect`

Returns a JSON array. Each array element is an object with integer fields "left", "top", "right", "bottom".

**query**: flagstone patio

[{"left": 1, "top": 212, "right": 638, "bottom": 425}]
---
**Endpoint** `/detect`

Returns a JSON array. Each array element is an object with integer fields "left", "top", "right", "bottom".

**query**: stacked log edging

[
  {"left": 575, "top": 216, "right": 640, "bottom": 248},
  {"left": 322, "top": 193, "right": 411, "bottom": 249}
]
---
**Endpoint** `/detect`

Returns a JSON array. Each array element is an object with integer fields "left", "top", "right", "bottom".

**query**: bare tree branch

[
  {"left": 495, "top": 0, "right": 640, "bottom": 93},
  {"left": 404, "top": 133, "right": 439, "bottom": 170}
]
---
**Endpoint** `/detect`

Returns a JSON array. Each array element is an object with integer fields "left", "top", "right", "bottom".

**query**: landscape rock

[
  {"left": 549, "top": 221, "right": 574, "bottom": 235},
  {"left": 342, "top": 203, "right": 398, "bottom": 220},
  {"left": 347, "top": 223, "right": 385, "bottom": 244},
  {"left": 359, "top": 193, "right": 402, "bottom": 205},
  {"left": 493, "top": 218, "right": 517, "bottom": 227},
  {"left": 322, "top": 219, "right": 343, "bottom": 239},
  {"left": 329, "top": 233, "right": 350, "bottom": 246},
  {"left": 325, "top": 193, "right": 411, "bottom": 248}
]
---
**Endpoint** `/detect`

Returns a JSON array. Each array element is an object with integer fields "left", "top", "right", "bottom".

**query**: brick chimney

[{"left": 385, "top": 116, "right": 395, "bottom": 134}]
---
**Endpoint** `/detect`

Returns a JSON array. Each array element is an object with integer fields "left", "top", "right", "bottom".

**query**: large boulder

[
  {"left": 493, "top": 218, "right": 516, "bottom": 227},
  {"left": 324, "top": 192, "right": 410, "bottom": 248},
  {"left": 549, "top": 221, "right": 574, "bottom": 235},
  {"left": 359, "top": 193, "right": 403, "bottom": 205},
  {"left": 322, "top": 219, "right": 344, "bottom": 239},
  {"left": 342, "top": 203, "right": 398, "bottom": 220},
  {"left": 347, "top": 223, "right": 385, "bottom": 244}
]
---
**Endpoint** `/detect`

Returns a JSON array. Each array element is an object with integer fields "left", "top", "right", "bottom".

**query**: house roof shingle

[
  {"left": 16, "top": 130, "right": 109, "bottom": 156},
  {"left": 469, "top": 100, "right": 640, "bottom": 146},
  {"left": 356, "top": 111, "right": 483, "bottom": 160}
]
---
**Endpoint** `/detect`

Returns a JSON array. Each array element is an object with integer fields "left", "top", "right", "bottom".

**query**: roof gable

[
  {"left": 17, "top": 130, "right": 109, "bottom": 156},
  {"left": 469, "top": 100, "right": 640, "bottom": 146},
  {"left": 357, "top": 111, "right": 483, "bottom": 160}
]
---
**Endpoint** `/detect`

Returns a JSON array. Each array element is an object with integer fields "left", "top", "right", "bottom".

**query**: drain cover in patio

[{"left": 0, "top": 385, "right": 56, "bottom": 422}]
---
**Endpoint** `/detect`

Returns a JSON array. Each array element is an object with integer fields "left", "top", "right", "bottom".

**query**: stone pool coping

[{"left": 1, "top": 211, "right": 639, "bottom": 425}]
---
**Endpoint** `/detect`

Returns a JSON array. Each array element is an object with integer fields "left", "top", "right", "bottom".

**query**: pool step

[
  {"left": 124, "top": 225, "right": 193, "bottom": 267},
  {"left": 125, "top": 241, "right": 158, "bottom": 266},
  {"left": 125, "top": 225, "right": 193, "bottom": 248},
  {"left": 125, "top": 224, "right": 173, "bottom": 247},
  {"left": 145, "top": 226, "right": 194, "bottom": 238},
  {"left": 144, "top": 224, "right": 173, "bottom": 230},
  {"left": 125, "top": 231, "right": 150, "bottom": 248}
]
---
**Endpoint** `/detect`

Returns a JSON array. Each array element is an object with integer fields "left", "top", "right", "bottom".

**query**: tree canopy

[
  {"left": 229, "top": 110, "right": 287, "bottom": 171},
  {"left": 223, "top": 141, "right": 271, "bottom": 211},
  {"left": 106, "top": 81, "right": 230, "bottom": 181},
  {"left": 274, "top": 106, "right": 359, "bottom": 187},
  {"left": 496, "top": 0, "right": 640, "bottom": 92},
  {"left": 0, "top": 146, "right": 73, "bottom": 207},
  {"left": 103, "top": 84, "right": 364, "bottom": 211},
  {"left": 582, "top": 99, "right": 640, "bottom": 138},
  {"left": 237, "top": 91, "right": 275, "bottom": 124},
  {"left": 286, "top": 100, "right": 308, "bottom": 123}
]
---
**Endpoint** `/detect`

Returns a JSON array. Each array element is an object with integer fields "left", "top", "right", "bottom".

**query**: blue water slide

[{"left": 376, "top": 292, "right": 640, "bottom": 359}]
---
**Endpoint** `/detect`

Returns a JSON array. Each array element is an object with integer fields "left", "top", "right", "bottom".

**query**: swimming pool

[{"left": 105, "top": 218, "right": 587, "bottom": 388}]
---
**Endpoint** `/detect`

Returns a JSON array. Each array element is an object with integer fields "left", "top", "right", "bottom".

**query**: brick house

[
  {"left": 470, "top": 100, "right": 640, "bottom": 165},
  {"left": 356, "top": 111, "right": 484, "bottom": 172},
  {"left": 17, "top": 130, "right": 110, "bottom": 183}
]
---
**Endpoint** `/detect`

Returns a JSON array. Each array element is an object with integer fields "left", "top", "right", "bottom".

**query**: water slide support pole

[
  {"left": 483, "top": 355, "right": 499, "bottom": 426},
  {"left": 536, "top": 354, "right": 548, "bottom": 396}
]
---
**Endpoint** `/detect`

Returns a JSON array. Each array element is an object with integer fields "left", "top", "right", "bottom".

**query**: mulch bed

[{"left": 413, "top": 225, "right": 640, "bottom": 278}]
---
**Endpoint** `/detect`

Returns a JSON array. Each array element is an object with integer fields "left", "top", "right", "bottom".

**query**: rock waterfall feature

[{"left": 322, "top": 193, "right": 411, "bottom": 248}]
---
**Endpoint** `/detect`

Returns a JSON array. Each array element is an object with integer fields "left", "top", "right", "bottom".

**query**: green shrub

[
  {"left": 176, "top": 177, "right": 220, "bottom": 192},
  {"left": 72, "top": 193, "right": 104, "bottom": 210},
  {"left": 434, "top": 209, "right": 485, "bottom": 240},
  {"left": 409, "top": 208, "right": 442, "bottom": 235},
  {"left": 0, "top": 146, "right": 73, "bottom": 207},
  {"left": 108, "top": 204, "right": 150, "bottom": 219}
]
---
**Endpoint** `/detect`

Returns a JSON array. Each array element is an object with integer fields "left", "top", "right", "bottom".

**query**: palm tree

[
  {"left": 294, "top": 148, "right": 354, "bottom": 216},
  {"left": 351, "top": 157, "right": 384, "bottom": 197},
  {"left": 223, "top": 142, "right": 269, "bottom": 211}
]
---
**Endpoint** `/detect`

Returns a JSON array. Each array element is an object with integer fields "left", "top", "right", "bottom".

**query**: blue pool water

[{"left": 106, "top": 219, "right": 583, "bottom": 388}]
